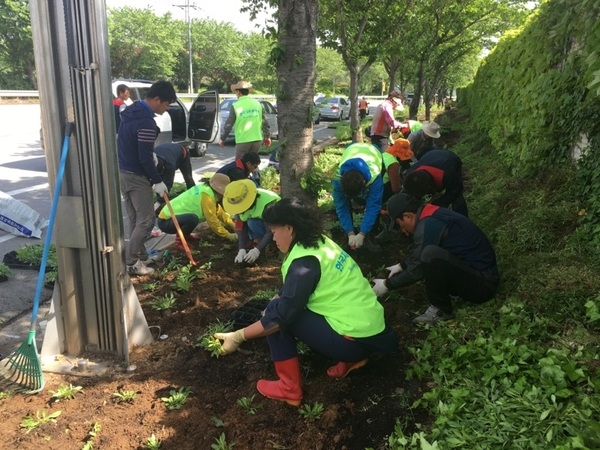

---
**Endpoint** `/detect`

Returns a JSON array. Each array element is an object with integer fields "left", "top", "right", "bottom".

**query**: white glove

[
  {"left": 214, "top": 329, "right": 246, "bottom": 355},
  {"left": 234, "top": 249, "right": 247, "bottom": 263},
  {"left": 348, "top": 233, "right": 357, "bottom": 248},
  {"left": 153, "top": 152, "right": 159, "bottom": 166},
  {"left": 372, "top": 279, "right": 389, "bottom": 297},
  {"left": 243, "top": 248, "right": 260, "bottom": 263},
  {"left": 153, "top": 182, "right": 168, "bottom": 196},
  {"left": 352, "top": 233, "right": 365, "bottom": 249},
  {"left": 386, "top": 263, "right": 403, "bottom": 278}
]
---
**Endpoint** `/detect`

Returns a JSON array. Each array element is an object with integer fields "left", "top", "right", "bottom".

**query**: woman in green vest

[{"left": 215, "top": 198, "right": 397, "bottom": 406}]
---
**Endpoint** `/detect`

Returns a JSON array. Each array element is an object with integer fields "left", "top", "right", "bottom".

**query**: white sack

[{"left": 0, "top": 190, "right": 47, "bottom": 238}]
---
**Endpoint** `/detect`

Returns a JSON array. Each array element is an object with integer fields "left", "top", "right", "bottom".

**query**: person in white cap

[
  {"left": 408, "top": 121, "right": 441, "bottom": 160},
  {"left": 220, "top": 80, "right": 271, "bottom": 159}
]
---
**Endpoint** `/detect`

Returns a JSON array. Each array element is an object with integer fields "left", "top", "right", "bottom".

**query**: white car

[
  {"left": 315, "top": 96, "right": 351, "bottom": 121},
  {"left": 219, "top": 98, "right": 279, "bottom": 141},
  {"left": 112, "top": 79, "right": 220, "bottom": 156}
]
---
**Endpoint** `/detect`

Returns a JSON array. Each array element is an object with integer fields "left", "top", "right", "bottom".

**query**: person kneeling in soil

[
  {"left": 156, "top": 173, "right": 236, "bottom": 250},
  {"left": 222, "top": 179, "right": 280, "bottom": 264},
  {"left": 214, "top": 198, "right": 397, "bottom": 406},
  {"left": 371, "top": 193, "right": 499, "bottom": 324}
]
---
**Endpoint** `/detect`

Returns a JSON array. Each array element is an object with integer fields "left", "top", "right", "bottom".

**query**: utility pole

[{"left": 174, "top": 0, "right": 200, "bottom": 93}]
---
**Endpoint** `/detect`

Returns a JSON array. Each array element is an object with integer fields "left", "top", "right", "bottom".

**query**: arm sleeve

[
  {"left": 180, "top": 152, "right": 195, "bottom": 189},
  {"left": 332, "top": 179, "right": 354, "bottom": 234},
  {"left": 256, "top": 226, "right": 273, "bottom": 251},
  {"left": 387, "top": 163, "right": 402, "bottom": 194},
  {"left": 138, "top": 126, "right": 162, "bottom": 184},
  {"left": 383, "top": 103, "right": 402, "bottom": 130},
  {"left": 433, "top": 170, "right": 462, "bottom": 208},
  {"left": 260, "top": 256, "right": 321, "bottom": 329},
  {"left": 200, "top": 193, "right": 232, "bottom": 238},
  {"left": 220, "top": 105, "right": 236, "bottom": 141},
  {"left": 360, "top": 175, "right": 384, "bottom": 234},
  {"left": 216, "top": 206, "right": 235, "bottom": 231}
]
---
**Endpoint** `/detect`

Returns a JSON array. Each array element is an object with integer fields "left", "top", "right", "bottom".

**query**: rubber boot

[
  {"left": 256, "top": 357, "right": 303, "bottom": 406},
  {"left": 327, "top": 359, "right": 368, "bottom": 378}
]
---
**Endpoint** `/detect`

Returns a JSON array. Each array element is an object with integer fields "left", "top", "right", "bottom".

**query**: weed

[
  {"left": 144, "top": 433, "right": 161, "bottom": 449},
  {"left": 296, "top": 341, "right": 311, "bottom": 356},
  {"left": 236, "top": 395, "right": 262, "bottom": 415},
  {"left": 50, "top": 383, "right": 83, "bottom": 401},
  {"left": 149, "top": 293, "right": 177, "bottom": 311},
  {"left": 299, "top": 402, "right": 324, "bottom": 421},
  {"left": 112, "top": 389, "right": 138, "bottom": 403},
  {"left": 81, "top": 421, "right": 101, "bottom": 450},
  {"left": 20, "top": 410, "right": 62, "bottom": 434},
  {"left": 161, "top": 387, "right": 191, "bottom": 410},
  {"left": 211, "top": 432, "right": 235, "bottom": 450},
  {"left": 196, "top": 320, "right": 233, "bottom": 357}
]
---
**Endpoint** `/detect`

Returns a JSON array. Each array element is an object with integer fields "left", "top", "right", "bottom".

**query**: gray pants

[
  {"left": 235, "top": 140, "right": 262, "bottom": 159},
  {"left": 119, "top": 171, "right": 155, "bottom": 265}
]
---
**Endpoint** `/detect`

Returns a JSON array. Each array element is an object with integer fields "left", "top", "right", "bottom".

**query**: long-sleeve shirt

[
  {"left": 370, "top": 99, "right": 402, "bottom": 137},
  {"left": 200, "top": 193, "right": 235, "bottom": 238}
]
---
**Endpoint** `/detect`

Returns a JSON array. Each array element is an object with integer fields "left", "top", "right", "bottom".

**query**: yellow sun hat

[{"left": 223, "top": 179, "right": 258, "bottom": 215}]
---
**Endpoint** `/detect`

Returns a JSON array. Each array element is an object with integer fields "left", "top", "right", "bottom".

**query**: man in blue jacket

[
  {"left": 372, "top": 193, "right": 499, "bottom": 324},
  {"left": 403, "top": 148, "right": 468, "bottom": 216},
  {"left": 118, "top": 80, "right": 176, "bottom": 276},
  {"left": 332, "top": 143, "right": 384, "bottom": 250}
]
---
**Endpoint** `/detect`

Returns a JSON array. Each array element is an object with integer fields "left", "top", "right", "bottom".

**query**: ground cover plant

[{"left": 0, "top": 108, "right": 598, "bottom": 448}]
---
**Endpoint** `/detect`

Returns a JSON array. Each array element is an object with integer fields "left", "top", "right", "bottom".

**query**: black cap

[{"left": 386, "top": 193, "right": 421, "bottom": 219}]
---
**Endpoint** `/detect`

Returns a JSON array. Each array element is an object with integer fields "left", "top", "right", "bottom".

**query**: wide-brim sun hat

[
  {"left": 422, "top": 121, "right": 441, "bottom": 139},
  {"left": 223, "top": 179, "right": 258, "bottom": 215},
  {"left": 209, "top": 173, "right": 230, "bottom": 195},
  {"left": 230, "top": 80, "right": 253, "bottom": 91}
]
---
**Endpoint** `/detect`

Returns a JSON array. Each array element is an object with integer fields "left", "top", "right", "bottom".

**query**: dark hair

[
  {"left": 146, "top": 80, "right": 177, "bottom": 103},
  {"left": 340, "top": 170, "right": 365, "bottom": 197},
  {"left": 403, "top": 170, "right": 437, "bottom": 198},
  {"left": 116, "top": 84, "right": 129, "bottom": 95},
  {"left": 237, "top": 88, "right": 250, "bottom": 96},
  {"left": 262, "top": 198, "right": 324, "bottom": 248},
  {"left": 241, "top": 152, "right": 261, "bottom": 165}
]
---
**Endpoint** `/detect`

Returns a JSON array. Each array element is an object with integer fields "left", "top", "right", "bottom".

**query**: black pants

[
  {"left": 157, "top": 214, "right": 199, "bottom": 236},
  {"left": 421, "top": 245, "right": 498, "bottom": 314},
  {"left": 370, "top": 134, "right": 389, "bottom": 152},
  {"left": 359, "top": 109, "right": 367, "bottom": 121}
]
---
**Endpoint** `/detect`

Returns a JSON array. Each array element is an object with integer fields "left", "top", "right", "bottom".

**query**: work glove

[
  {"left": 372, "top": 279, "right": 389, "bottom": 297},
  {"left": 264, "top": 137, "right": 272, "bottom": 148},
  {"left": 243, "top": 248, "right": 261, "bottom": 263},
  {"left": 234, "top": 249, "right": 247, "bottom": 263},
  {"left": 351, "top": 233, "right": 365, "bottom": 249},
  {"left": 153, "top": 182, "right": 168, "bottom": 196},
  {"left": 347, "top": 233, "right": 356, "bottom": 248},
  {"left": 214, "top": 329, "right": 246, "bottom": 355},
  {"left": 386, "top": 263, "right": 403, "bottom": 278},
  {"left": 226, "top": 233, "right": 237, "bottom": 242}
]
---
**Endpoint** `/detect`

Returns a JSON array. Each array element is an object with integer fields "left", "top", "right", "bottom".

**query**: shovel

[{"left": 162, "top": 191, "right": 196, "bottom": 266}]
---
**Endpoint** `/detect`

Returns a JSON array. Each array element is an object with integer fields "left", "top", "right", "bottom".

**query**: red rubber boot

[
  {"left": 256, "top": 357, "right": 302, "bottom": 406},
  {"left": 327, "top": 359, "right": 368, "bottom": 378}
]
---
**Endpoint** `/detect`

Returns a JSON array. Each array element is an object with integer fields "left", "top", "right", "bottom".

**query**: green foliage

[
  {"left": 50, "top": 383, "right": 83, "bottom": 401},
  {"left": 81, "top": 421, "right": 101, "bottom": 450},
  {"left": 0, "top": 0, "right": 35, "bottom": 89},
  {"left": 300, "top": 147, "right": 341, "bottom": 198},
  {"left": 252, "top": 289, "right": 277, "bottom": 300},
  {"left": 259, "top": 167, "right": 280, "bottom": 192},
  {"left": 172, "top": 264, "right": 197, "bottom": 292},
  {"left": 16, "top": 244, "right": 57, "bottom": 269},
  {"left": 160, "top": 387, "right": 192, "bottom": 410},
  {"left": 112, "top": 389, "right": 138, "bottom": 403},
  {"left": 196, "top": 320, "right": 233, "bottom": 357},
  {"left": 149, "top": 293, "right": 177, "bottom": 311},
  {"left": 236, "top": 395, "right": 262, "bottom": 415},
  {"left": 211, "top": 432, "right": 235, "bottom": 450},
  {"left": 20, "top": 410, "right": 62, "bottom": 434},
  {"left": 298, "top": 402, "right": 324, "bottom": 421},
  {"left": 144, "top": 433, "right": 161, "bottom": 450},
  {"left": 0, "top": 262, "right": 11, "bottom": 278}
]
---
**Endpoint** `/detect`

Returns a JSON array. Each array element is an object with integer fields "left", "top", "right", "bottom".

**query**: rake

[{"left": 0, "top": 123, "right": 74, "bottom": 394}]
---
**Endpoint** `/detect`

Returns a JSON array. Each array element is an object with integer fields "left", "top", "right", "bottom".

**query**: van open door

[{"left": 188, "top": 90, "right": 219, "bottom": 143}]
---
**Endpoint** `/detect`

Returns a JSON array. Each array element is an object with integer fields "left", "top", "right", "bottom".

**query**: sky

[{"left": 104, "top": 0, "right": 273, "bottom": 34}]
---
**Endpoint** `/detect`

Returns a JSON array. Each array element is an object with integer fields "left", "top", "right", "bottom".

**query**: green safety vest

[
  {"left": 238, "top": 189, "right": 280, "bottom": 221},
  {"left": 159, "top": 183, "right": 215, "bottom": 221},
  {"left": 281, "top": 236, "right": 386, "bottom": 337},
  {"left": 336, "top": 143, "right": 383, "bottom": 186},
  {"left": 233, "top": 96, "right": 263, "bottom": 143},
  {"left": 381, "top": 152, "right": 398, "bottom": 184}
]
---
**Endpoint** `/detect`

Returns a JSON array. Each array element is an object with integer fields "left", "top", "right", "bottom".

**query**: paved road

[{"left": 0, "top": 103, "right": 336, "bottom": 356}]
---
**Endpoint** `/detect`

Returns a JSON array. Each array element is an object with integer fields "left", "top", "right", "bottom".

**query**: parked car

[
  {"left": 219, "top": 98, "right": 279, "bottom": 142},
  {"left": 112, "top": 79, "right": 220, "bottom": 157},
  {"left": 315, "top": 96, "right": 350, "bottom": 121}
]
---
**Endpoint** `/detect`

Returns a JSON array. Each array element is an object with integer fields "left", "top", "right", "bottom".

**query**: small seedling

[
  {"left": 16, "top": 243, "right": 58, "bottom": 269},
  {"left": 0, "top": 262, "right": 12, "bottom": 278},
  {"left": 299, "top": 402, "right": 324, "bottom": 421},
  {"left": 196, "top": 320, "right": 233, "bottom": 357},
  {"left": 252, "top": 289, "right": 278, "bottom": 300},
  {"left": 50, "top": 383, "right": 83, "bottom": 401},
  {"left": 150, "top": 293, "right": 177, "bottom": 311},
  {"left": 141, "top": 281, "right": 161, "bottom": 291},
  {"left": 0, "top": 391, "right": 11, "bottom": 400},
  {"left": 172, "top": 264, "right": 197, "bottom": 291},
  {"left": 161, "top": 387, "right": 192, "bottom": 410},
  {"left": 211, "top": 432, "right": 235, "bottom": 450},
  {"left": 296, "top": 341, "right": 311, "bottom": 355},
  {"left": 112, "top": 389, "right": 138, "bottom": 403},
  {"left": 81, "top": 421, "right": 101, "bottom": 450},
  {"left": 236, "top": 395, "right": 262, "bottom": 415},
  {"left": 20, "top": 410, "right": 62, "bottom": 434},
  {"left": 144, "top": 433, "right": 162, "bottom": 449},
  {"left": 211, "top": 416, "right": 224, "bottom": 427}
]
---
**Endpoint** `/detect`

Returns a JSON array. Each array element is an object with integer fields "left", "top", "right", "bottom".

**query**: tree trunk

[
  {"left": 348, "top": 62, "right": 360, "bottom": 143},
  {"left": 276, "top": 0, "right": 318, "bottom": 204},
  {"left": 409, "top": 56, "right": 426, "bottom": 120}
]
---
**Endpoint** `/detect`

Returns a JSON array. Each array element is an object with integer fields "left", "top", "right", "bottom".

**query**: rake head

[{"left": 0, "top": 331, "right": 45, "bottom": 394}]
